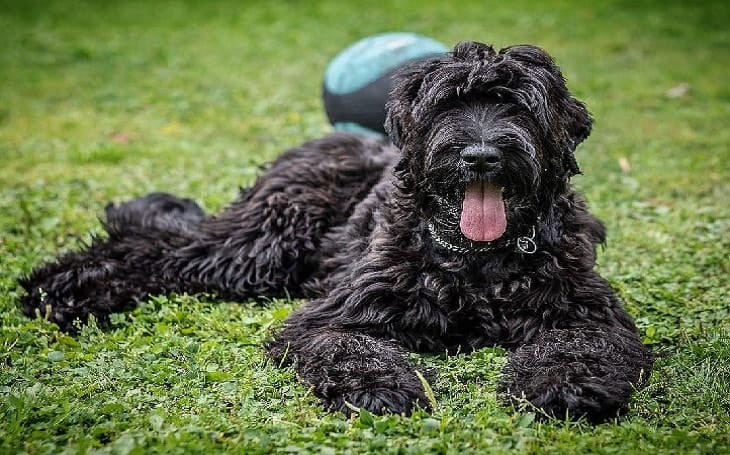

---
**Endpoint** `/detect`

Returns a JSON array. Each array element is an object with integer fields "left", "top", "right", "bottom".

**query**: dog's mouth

[{"left": 459, "top": 181, "right": 507, "bottom": 242}]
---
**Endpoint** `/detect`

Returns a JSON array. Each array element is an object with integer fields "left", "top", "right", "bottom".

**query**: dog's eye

[{"left": 493, "top": 92, "right": 508, "bottom": 103}]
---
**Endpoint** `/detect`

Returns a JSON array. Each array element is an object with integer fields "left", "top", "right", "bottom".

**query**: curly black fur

[{"left": 19, "top": 41, "right": 654, "bottom": 423}]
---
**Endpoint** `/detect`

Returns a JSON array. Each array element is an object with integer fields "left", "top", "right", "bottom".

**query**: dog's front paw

[
  {"left": 309, "top": 360, "right": 432, "bottom": 416},
  {"left": 325, "top": 382, "right": 431, "bottom": 416},
  {"left": 498, "top": 328, "right": 654, "bottom": 423},
  {"left": 273, "top": 329, "right": 434, "bottom": 416},
  {"left": 499, "top": 369, "right": 631, "bottom": 423}
]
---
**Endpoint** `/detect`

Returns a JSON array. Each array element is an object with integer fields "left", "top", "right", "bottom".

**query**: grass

[{"left": 1, "top": 0, "right": 729, "bottom": 453}]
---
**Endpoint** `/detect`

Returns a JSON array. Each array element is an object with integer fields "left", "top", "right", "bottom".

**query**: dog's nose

[{"left": 461, "top": 145, "right": 502, "bottom": 171}]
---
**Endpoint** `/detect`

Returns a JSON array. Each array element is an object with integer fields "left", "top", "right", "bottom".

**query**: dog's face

[{"left": 386, "top": 41, "right": 592, "bottom": 244}]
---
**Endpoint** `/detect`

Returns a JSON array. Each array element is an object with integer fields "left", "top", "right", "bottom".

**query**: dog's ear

[
  {"left": 564, "top": 97, "right": 592, "bottom": 149},
  {"left": 562, "top": 96, "right": 592, "bottom": 176},
  {"left": 385, "top": 57, "right": 444, "bottom": 149},
  {"left": 500, "top": 45, "right": 592, "bottom": 177}
]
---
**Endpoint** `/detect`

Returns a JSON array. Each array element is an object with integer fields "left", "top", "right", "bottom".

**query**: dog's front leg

[
  {"left": 498, "top": 327, "right": 654, "bottom": 423},
  {"left": 267, "top": 325, "right": 431, "bottom": 416}
]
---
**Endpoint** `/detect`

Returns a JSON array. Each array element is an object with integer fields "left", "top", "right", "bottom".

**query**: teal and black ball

[{"left": 323, "top": 33, "right": 448, "bottom": 137}]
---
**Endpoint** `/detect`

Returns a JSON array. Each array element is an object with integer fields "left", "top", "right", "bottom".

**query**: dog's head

[{"left": 385, "top": 41, "right": 592, "bottom": 246}]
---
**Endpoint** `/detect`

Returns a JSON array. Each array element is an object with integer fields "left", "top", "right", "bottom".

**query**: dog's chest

[{"left": 416, "top": 265, "right": 532, "bottom": 350}]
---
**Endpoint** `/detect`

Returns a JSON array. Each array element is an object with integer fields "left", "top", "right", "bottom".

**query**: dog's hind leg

[
  {"left": 163, "top": 133, "right": 398, "bottom": 300},
  {"left": 19, "top": 133, "right": 396, "bottom": 331},
  {"left": 18, "top": 218, "right": 206, "bottom": 331}
]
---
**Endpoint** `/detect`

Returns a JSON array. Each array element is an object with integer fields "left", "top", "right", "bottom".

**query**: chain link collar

[{"left": 427, "top": 222, "right": 537, "bottom": 255}]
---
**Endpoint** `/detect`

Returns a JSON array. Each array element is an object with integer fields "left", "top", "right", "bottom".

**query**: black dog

[{"left": 20, "top": 41, "right": 654, "bottom": 423}]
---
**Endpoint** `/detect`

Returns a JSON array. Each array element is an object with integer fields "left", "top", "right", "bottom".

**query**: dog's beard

[{"left": 426, "top": 145, "right": 539, "bottom": 246}]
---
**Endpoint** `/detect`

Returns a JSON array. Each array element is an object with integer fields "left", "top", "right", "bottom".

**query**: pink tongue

[{"left": 460, "top": 182, "right": 507, "bottom": 242}]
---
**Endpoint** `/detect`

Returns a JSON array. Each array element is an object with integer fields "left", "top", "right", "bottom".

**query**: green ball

[{"left": 323, "top": 33, "right": 448, "bottom": 137}]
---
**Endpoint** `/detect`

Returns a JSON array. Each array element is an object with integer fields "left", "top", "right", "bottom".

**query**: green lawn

[{"left": 1, "top": 0, "right": 729, "bottom": 453}]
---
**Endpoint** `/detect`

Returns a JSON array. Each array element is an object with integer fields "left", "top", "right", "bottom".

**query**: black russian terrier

[{"left": 19, "top": 41, "right": 654, "bottom": 423}]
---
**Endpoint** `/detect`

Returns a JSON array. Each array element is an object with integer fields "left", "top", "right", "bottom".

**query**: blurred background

[{"left": 1, "top": 1, "right": 728, "bottom": 202}]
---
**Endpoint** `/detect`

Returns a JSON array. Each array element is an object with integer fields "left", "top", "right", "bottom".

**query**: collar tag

[{"left": 516, "top": 226, "right": 537, "bottom": 254}]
